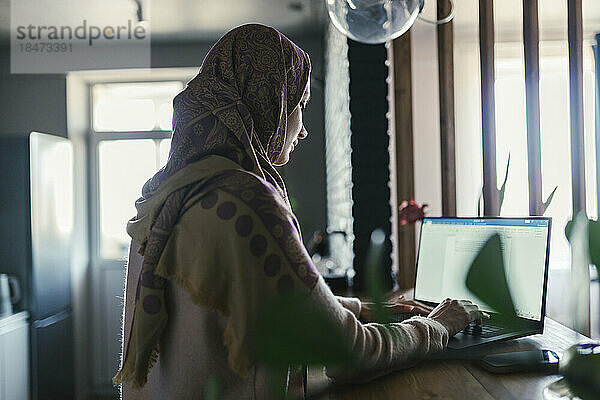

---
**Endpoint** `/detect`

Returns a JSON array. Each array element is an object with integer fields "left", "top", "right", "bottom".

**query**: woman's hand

[
  {"left": 427, "top": 298, "right": 490, "bottom": 336},
  {"left": 360, "top": 295, "right": 433, "bottom": 322}
]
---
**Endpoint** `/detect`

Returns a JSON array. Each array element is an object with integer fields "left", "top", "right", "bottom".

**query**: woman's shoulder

[
  {"left": 168, "top": 168, "right": 319, "bottom": 293},
  {"left": 199, "top": 168, "right": 292, "bottom": 219},
  {"left": 176, "top": 169, "right": 293, "bottom": 235},
  {"left": 216, "top": 169, "right": 288, "bottom": 204}
]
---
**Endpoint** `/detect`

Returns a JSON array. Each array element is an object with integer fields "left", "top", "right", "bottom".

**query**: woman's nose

[{"left": 298, "top": 125, "right": 308, "bottom": 139}]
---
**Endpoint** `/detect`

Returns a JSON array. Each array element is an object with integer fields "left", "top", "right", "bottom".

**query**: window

[
  {"left": 455, "top": 40, "right": 596, "bottom": 270},
  {"left": 494, "top": 43, "right": 597, "bottom": 269},
  {"left": 90, "top": 81, "right": 184, "bottom": 260},
  {"left": 538, "top": 43, "right": 597, "bottom": 269},
  {"left": 97, "top": 138, "right": 171, "bottom": 259},
  {"left": 93, "top": 81, "right": 183, "bottom": 132}
]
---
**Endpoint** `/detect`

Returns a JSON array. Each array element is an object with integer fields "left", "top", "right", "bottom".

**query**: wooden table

[{"left": 308, "top": 318, "right": 588, "bottom": 400}]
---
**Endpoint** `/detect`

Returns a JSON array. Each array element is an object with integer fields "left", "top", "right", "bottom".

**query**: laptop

[{"left": 412, "top": 217, "right": 551, "bottom": 349}]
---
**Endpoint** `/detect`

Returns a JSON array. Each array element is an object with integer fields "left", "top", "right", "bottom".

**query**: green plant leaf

[
  {"left": 587, "top": 220, "right": 600, "bottom": 271},
  {"left": 465, "top": 233, "right": 521, "bottom": 329},
  {"left": 566, "top": 217, "right": 600, "bottom": 271},
  {"left": 559, "top": 343, "right": 600, "bottom": 398},
  {"left": 365, "top": 229, "right": 393, "bottom": 324},
  {"left": 204, "top": 375, "right": 220, "bottom": 400},
  {"left": 498, "top": 153, "right": 510, "bottom": 214},
  {"left": 253, "top": 293, "right": 353, "bottom": 371},
  {"left": 565, "top": 220, "right": 575, "bottom": 240},
  {"left": 542, "top": 186, "right": 558, "bottom": 215},
  {"left": 477, "top": 187, "right": 483, "bottom": 217},
  {"left": 566, "top": 212, "right": 592, "bottom": 334}
]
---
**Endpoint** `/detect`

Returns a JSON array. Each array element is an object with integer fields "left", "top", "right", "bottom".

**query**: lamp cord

[{"left": 417, "top": 0, "right": 455, "bottom": 25}]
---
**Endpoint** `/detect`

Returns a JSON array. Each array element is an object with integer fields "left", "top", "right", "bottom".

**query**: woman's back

[{"left": 121, "top": 224, "right": 286, "bottom": 400}]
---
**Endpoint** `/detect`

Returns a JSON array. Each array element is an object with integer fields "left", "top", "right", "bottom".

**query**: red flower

[{"left": 399, "top": 199, "right": 427, "bottom": 225}]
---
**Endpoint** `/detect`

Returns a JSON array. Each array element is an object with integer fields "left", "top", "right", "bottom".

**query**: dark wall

[
  {"left": 348, "top": 40, "right": 393, "bottom": 292},
  {"left": 0, "top": 137, "right": 32, "bottom": 312},
  {"left": 279, "top": 34, "right": 327, "bottom": 243},
  {"left": 150, "top": 40, "right": 213, "bottom": 68},
  {"left": 0, "top": 45, "right": 68, "bottom": 137}
]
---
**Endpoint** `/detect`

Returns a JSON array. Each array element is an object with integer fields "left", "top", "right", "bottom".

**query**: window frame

[{"left": 87, "top": 79, "right": 186, "bottom": 266}]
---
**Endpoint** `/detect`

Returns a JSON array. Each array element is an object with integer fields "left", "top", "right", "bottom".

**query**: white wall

[
  {"left": 409, "top": 18, "right": 485, "bottom": 219},
  {"left": 410, "top": 22, "right": 443, "bottom": 218}
]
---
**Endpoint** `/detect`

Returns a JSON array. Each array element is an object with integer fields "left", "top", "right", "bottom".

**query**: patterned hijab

[
  {"left": 143, "top": 22, "right": 310, "bottom": 205},
  {"left": 113, "top": 23, "right": 314, "bottom": 388}
]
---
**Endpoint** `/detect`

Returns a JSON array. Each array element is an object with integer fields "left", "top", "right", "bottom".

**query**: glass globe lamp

[{"left": 326, "top": 0, "right": 424, "bottom": 44}]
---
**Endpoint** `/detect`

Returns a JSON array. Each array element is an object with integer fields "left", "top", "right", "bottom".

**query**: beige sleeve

[
  {"left": 310, "top": 277, "right": 449, "bottom": 383},
  {"left": 335, "top": 296, "right": 362, "bottom": 319}
]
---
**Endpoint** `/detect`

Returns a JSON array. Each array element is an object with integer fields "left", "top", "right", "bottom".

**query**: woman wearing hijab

[{"left": 114, "top": 23, "right": 484, "bottom": 399}]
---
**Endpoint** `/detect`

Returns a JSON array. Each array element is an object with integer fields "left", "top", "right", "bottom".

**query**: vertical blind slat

[
  {"left": 568, "top": 0, "right": 586, "bottom": 214},
  {"left": 437, "top": 0, "right": 457, "bottom": 216},
  {"left": 479, "top": 0, "right": 500, "bottom": 215},
  {"left": 389, "top": 32, "right": 416, "bottom": 289},
  {"left": 594, "top": 36, "right": 600, "bottom": 216},
  {"left": 523, "top": 0, "right": 543, "bottom": 215}
]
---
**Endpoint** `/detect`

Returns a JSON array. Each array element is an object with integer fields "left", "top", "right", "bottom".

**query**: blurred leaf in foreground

[
  {"left": 565, "top": 212, "right": 591, "bottom": 335},
  {"left": 253, "top": 292, "right": 354, "bottom": 398},
  {"left": 253, "top": 293, "right": 353, "bottom": 370},
  {"left": 589, "top": 220, "right": 600, "bottom": 271},
  {"left": 366, "top": 228, "right": 393, "bottom": 324},
  {"left": 204, "top": 375, "right": 220, "bottom": 400},
  {"left": 566, "top": 216, "right": 600, "bottom": 274},
  {"left": 465, "top": 233, "right": 521, "bottom": 329},
  {"left": 562, "top": 212, "right": 600, "bottom": 398},
  {"left": 559, "top": 343, "right": 600, "bottom": 399}
]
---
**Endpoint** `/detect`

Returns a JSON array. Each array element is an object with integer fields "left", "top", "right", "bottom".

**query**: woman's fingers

[
  {"left": 404, "top": 302, "right": 432, "bottom": 315},
  {"left": 465, "top": 304, "right": 489, "bottom": 325},
  {"left": 413, "top": 306, "right": 432, "bottom": 315},
  {"left": 390, "top": 303, "right": 432, "bottom": 315},
  {"left": 390, "top": 297, "right": 433, "bottom": 313},
  {"left": 407, "top": 301, "right": 433, "bottom": 312},
  {"left": 401, "top": 299, "right": 429, "bottom": 307},
  {"left": 393, "top": 304, "right": 415, "bottom": 313},
  {"left": 392, "top": 296, "right": 434, "bottom": 310},
  {"left": 477, "top": 310, "right": 491, "bottom": 324}
]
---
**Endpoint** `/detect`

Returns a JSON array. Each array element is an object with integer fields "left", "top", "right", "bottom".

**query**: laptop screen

[{"left": 414, "top": 218, "right": 550, "bottom": 321}]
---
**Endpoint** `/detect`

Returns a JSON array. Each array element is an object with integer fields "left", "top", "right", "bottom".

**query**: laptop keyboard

[{"left": 462, "top": 321, "right": 508, "bottom": 338}]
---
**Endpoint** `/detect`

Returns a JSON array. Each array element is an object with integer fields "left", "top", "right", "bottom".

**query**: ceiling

[
  {"left": 1, "top": 0, "right": 599, "bottom": 44},
  {"left": 419, "top": 0, "right": 600, "bottom": 41},
  {"left": 149, "top": 0, "right": 326, "bottom": 40},
  {"left": 0, "top": 0, "right": 325, "bottom": 44}
]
